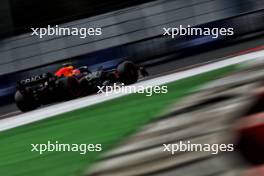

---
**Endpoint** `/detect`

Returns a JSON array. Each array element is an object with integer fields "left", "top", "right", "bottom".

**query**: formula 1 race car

[{"left": 15, "top": 61, "right": 148, "bottom": 112}]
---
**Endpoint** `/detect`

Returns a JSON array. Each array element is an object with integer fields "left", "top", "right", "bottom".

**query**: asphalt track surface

[
  {"left": 0, "top": 35, "right": 263, "bottom": 119},
  {"left": 0, "top": 48, "right": 264, "bottom": 134}
]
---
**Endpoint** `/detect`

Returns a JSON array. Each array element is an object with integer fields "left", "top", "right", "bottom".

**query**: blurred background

[{"left": 0, "top": 0, "right": 264, "bottom": 176}]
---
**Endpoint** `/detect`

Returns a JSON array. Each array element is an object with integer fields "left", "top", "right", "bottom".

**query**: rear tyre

[
  {"left": 58, "top": 77, "right": 81, "bottom": 100},
  {"left": 117, "top": 61, "right": 139, "bottom": 85},
  {"left": 15, "top": 91, "right": 39, "bottom": 112}
]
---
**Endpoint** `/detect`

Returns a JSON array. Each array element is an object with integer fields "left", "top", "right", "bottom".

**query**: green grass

[{"left": 0, "top": 66, "right": 237, "bottom": 176}]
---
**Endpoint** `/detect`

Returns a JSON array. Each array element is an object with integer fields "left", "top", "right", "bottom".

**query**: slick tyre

[
  {"left": 15, "top": 91, "right": 39, "bottom": 112},
  {"left": 117, "top": 61, "right": 139, "bottom": 85},
  {"left": 58, "top": 77, "right": 81, "bottom": 100}
]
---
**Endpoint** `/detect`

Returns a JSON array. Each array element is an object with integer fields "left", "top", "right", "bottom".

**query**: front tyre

[
  {"left": 15, "top": 91, "right": 39, "bottom": 112},
  {"left": 117, "top": 61, "right": 139, "bottom": 85}
]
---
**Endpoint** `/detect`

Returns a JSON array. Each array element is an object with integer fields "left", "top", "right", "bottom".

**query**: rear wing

[{"left": 17, "top": 73, "right": 53, "bottom": 88}]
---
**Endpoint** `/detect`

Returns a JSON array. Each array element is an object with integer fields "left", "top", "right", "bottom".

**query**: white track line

[{"left": 0, "top": 50, "right": 263, "bottom": 132}]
